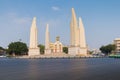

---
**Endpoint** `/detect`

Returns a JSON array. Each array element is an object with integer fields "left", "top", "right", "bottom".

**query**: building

[
  {"left": 114, "top": 38, "right": 120, "bottom": 53},
  {"left": 53, "top": 36, "right": 63, "bottom": 53},
  {"left": 46, "top": 36, "right": 63, "bottom": 53}
]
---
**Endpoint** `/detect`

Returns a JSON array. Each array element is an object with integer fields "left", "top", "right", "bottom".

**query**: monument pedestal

[
  {"left": 80, "top": 47, "right": 87, "bottom": 56},
  {"left": 28, "top": 48, "right": 40, "bottom": 56},
  {"left": 68, "top": 46, "right": 87, "bottom": 56},
  {"left": 68, "top": 47, "right": 80, "bottom": 56},
  {"left": 45, "top": 49, "right": 51, "bottom": 54}
]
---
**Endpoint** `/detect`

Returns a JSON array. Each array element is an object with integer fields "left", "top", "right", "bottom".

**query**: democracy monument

[{"left": 28, "top": 8, "right": 88, "bottom": 58}]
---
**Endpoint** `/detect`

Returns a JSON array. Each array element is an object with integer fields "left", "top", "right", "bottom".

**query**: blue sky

[{"left": 0, "top": 0, "right": 120, "bottom": 49}]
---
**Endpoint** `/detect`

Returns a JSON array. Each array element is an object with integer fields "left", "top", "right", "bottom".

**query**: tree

[
  {"left": 100, "top": 44, "right": 116, "bottom": 55},
  {"left": 38, "top": 44, "right": 45, "bottom": 54},
  {"left": 0, "top": 46, "right": 5, "bottom": 55},
  {"left": 0, "top": 46, "right": 4, "bottom": 50},
  {"left": 88, "top": 50, "right": 94, "bottom": 55},
  {"left": 8, "top": 41, "right": 28, "bottom": 55},
  {"left": 63, "top": 47, "right": 68, "bottom": 54}
]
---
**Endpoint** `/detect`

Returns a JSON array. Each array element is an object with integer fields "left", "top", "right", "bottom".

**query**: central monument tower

[{"left": 68, "top": 8, "right": 87, "bottom": 56}]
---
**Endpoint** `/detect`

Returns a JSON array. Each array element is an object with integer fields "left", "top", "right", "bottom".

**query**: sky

[{"left": 0, "top": 0, "right": 120, "bottom": 49}]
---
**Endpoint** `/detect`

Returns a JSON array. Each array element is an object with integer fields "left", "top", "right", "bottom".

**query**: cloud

[{"left": 51, "top": 6, "right": 60, "bottom": 11}]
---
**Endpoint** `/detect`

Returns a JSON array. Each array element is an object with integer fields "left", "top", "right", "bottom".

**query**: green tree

[
  {"left": 100, "top": 44, "right": 116, "bottom": 55},
  {"left": 38, "top": 44, "right": 45, "bottom": 54},
  {"left": 63, "top": 47, "right": 68, "bottom": 54},
  {"left": 0, "top": 46, "right": 4, "bottom": 50},
  {"left": 0, "top": 46, "right": 5, "bottom": 55},
  {"left": 88, "top": 50, "right": 94, "bottom": 55},
  {"left": 8, "top": 41, "right": 28, "bottom": 55}
]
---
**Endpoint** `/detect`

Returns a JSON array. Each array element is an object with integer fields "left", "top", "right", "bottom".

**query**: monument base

[
  {"left": 28, "top": 48, "right": 40, "bottom": 56},
  {"left": 68, "top": 47, "right": 87, "bottom": 56},
  {"left": 45, "top": 49, "right": 51, "bottom": 54}
]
